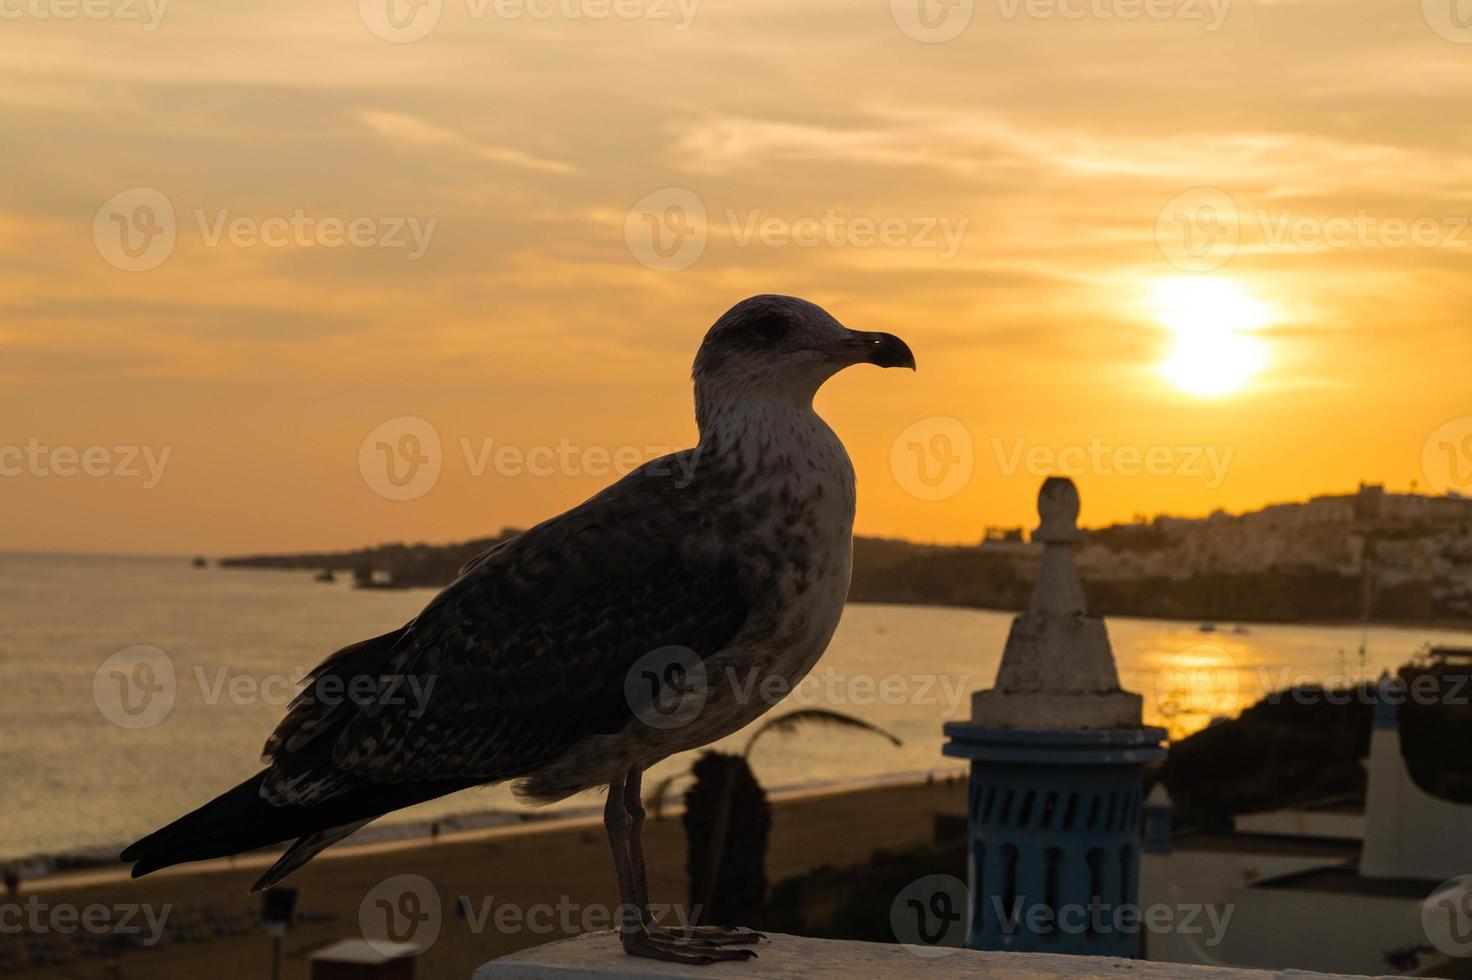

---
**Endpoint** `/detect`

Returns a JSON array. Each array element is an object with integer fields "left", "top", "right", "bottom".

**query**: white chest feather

[{"left": 705, "top": 403, "right": 858, "bottom": 717}]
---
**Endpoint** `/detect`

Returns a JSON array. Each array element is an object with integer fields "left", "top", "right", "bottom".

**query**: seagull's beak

[{"left": 822, "top": 331, "right": 917, "bottom": 371}]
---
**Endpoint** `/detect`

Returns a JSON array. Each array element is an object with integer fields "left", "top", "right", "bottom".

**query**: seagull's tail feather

[
  {"left": 122, "top": 770, "right": 483, "bottom": 884},
  {"left": 251, "top": 820, "right": 371, "bottom": 892},
  {"left": 120, "top": 770, "right": 293, "bottom": 878}
]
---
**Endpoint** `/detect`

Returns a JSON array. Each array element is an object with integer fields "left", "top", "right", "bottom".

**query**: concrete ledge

[{"left": 474, "top": 932, "right": 1390, "bottom": 979}]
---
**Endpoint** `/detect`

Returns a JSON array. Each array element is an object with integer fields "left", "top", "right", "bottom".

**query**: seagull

[{"left": 121, "top": 294, "right": 915, "bottom": 964}]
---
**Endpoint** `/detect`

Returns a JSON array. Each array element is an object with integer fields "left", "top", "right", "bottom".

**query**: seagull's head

[{"left": 693, "top": 295, "right": 914, "bottom": 424}]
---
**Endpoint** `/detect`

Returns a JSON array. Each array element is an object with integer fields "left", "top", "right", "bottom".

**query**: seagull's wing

[
  {"left": 259, "top": 451, "right": 753, "bottom": 806},
  {"left": 457, "top": 534, "right": 514, "bottom": 575},
  {"left": 122, "top": 450, "right": 756, "bottom": 886}
]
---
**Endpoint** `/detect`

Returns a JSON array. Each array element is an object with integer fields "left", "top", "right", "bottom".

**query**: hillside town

[{"left": 979, "top": 485, "right": 1472, "bottom": 621}]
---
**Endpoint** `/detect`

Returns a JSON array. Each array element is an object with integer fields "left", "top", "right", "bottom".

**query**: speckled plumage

[{"left": 121, "top": 294, "right": 913, "bottom": 892}]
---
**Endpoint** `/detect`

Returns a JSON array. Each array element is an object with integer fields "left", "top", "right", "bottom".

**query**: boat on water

[
  {"left": 1198, "top": 622, "right": 1218, "bottom": 633},
  {"left": 1233, "top": 624, "right": 1251, "bottom": 635},
  {"left": 314, "top": 569, "right": 337, "bottom": 583},
  {"left": 352, "top": 566, "right": 408, "bottom": 590},
  {"left": 355, "top": 579, "right": 411, "bottom": 590},
  {"left": 191, "top": 556, "right": 208, "bottom": 569}
]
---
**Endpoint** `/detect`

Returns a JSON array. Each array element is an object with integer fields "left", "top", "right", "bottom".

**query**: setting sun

[{"left": 1152, "top": 278, "right": 1273, "bottom": 398}]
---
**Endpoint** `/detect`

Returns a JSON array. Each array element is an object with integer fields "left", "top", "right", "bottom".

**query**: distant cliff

[
  {"left": 219, "top": 531, "right": 520, "bottom": 588},
  {"left": 220, "top": 520, "right": 1472, "bottom": 627},
  {"left": 855, "top": 539, "right": 1457, "bottom": 624}
]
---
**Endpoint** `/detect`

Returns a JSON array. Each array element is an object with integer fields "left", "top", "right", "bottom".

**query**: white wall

[{"left": 1233, "top": 810, "right": 1363, "bottom": 841}]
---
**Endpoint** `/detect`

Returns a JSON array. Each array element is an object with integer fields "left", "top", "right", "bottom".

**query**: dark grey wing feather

[
  {"left": 457, "top": 535, "right": 514, "bottom": 576},
  {"left": 260, "top": 452, "right": 750, "bottom": 805}
]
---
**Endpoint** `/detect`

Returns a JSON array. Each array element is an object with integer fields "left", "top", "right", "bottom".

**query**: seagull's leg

[
  {"left": 621, "top": 765, "right": 654, "bottom": 922},
  {"left": 622, "top": 765, "right": 765, "bottom": 948},
  {"left": 604, "top": 772, "right": 652, "bottom": 949},
  {"left": 606, "top": 774, "right": 755, "bottom": 964}
]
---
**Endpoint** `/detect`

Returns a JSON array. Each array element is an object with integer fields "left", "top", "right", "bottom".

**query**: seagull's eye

[{"left": 748, "top": 312, "right": 789, "bottom": 344}]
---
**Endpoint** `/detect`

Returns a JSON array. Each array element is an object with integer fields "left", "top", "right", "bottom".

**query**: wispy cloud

[
  {"left": 357, "top": 110, "right": 578, "bottom": 177},
  {"left": 666, "top": 109, "right": 1472, "bottom": 195}
]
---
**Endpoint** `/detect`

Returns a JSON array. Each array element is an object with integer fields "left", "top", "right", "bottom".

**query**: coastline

[
  {"left": 10, "top": 551, "right": 1470, "bottom": 632},
  {"left": 215, "top": 560, "right": 1472, "bottom": 633}
]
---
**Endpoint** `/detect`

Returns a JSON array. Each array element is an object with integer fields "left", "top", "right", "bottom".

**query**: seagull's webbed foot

[
  {"left": 649, "top": 922, "right": 767, "bottom": 946},
  {"left": 622, "top": 926, "right": 759, "bottom": 964}
]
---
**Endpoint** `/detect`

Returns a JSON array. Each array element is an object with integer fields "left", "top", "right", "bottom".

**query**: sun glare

[{"left": 1151, "top": 278, "right": 1273, "bottom": 398}]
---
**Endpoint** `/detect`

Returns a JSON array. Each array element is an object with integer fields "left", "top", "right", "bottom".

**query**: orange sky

[{"left": 3, "top": 0, "right": 1471, "bottom": 555}]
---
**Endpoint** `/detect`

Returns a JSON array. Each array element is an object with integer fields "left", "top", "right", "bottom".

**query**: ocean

[{"left": 3, "top": 551, "right": 1468, "bottom": 867}]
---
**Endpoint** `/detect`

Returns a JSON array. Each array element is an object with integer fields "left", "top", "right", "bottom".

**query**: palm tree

[{"left": 648, "top": 709, "right": 902, "bottom": 926}]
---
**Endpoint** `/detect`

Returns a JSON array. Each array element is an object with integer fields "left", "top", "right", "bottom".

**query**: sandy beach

[{"left": 5, "top": 777, "right": 966, "bottom": 979}]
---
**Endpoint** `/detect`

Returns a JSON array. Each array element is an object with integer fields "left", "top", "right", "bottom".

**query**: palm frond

[
  {"left": 644, "top": 773, "right": 684, "bottom": 821},
  {"left": 744, "top": 709, "right": 902, "bottom": 758}
]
